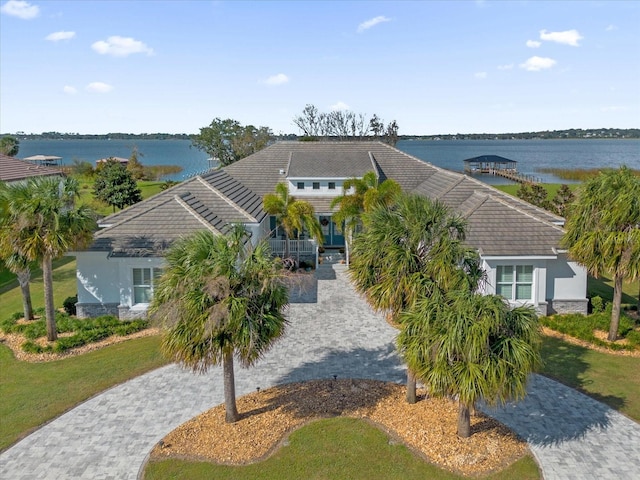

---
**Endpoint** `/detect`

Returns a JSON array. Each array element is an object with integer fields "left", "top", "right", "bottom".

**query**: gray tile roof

[
  {"left": 0, "top": 154, "right": 64, "bottom": 182},
  {"left": 86, "top": 141, "right": 566, "bottom": 258}
]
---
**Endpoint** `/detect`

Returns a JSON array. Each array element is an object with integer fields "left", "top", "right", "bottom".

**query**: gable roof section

[
  {"left": 0, "top": 154, "right": 63, "bottom": 182},
  {"left": 90, "top": 171, "right": 265, "bottom": 256}
]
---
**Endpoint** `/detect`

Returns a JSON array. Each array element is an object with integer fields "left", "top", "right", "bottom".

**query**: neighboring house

[
  {"left": 0, "top": 154, "right": 64, "bottom": 183},
  {"left": 72, "top": 141, "right": 588, "bottom": 319}
]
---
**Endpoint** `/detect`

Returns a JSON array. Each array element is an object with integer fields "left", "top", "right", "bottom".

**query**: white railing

[{"left": 268, "top": 238, "right": 317, "bottom": 256}]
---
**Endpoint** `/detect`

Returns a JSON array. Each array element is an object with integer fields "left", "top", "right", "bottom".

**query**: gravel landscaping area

[{"left": 151, "top": 379, "right": 529, "bottom": 477}]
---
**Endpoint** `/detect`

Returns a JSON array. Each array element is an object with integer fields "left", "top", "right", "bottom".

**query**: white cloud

[
  {"left": 63, "top": 85, "right": 77, "bottom": 94},
  {"left": 1, "top": 0, "right": 39, "bottom": 19},
  {"left": 46, "top": 31, "right": 76, "bottom": 42},
  {"left": 526, "top": 40, "right": 541, "bottom": 48},
  {"left": 91, "top": 36, "right": 154, "bottom": 57},
  {"left": 474, "top": 71, "right": 487, "bottom": 79},
  {"left": 519, "top": 56, "right": 557, "bottom": 71},
  {"left": 605, "top": 25, "right": 617, "bottom": 32},
  {"left": 85, "top": 82, "right": 113, "bottom": 93},
  {"left": 330, "top": 101, "right": 349, "bottom": 111},
  {"left": 497, "top": 64, "right": 514, "bottom": 70},
  {"left": 539, "top": 29, "right": 583, "bottom": 47},
  {"left": 264, "top": 73, "right": 289, "bottom": 86},
  {"left": 357, "top": 15, "right": 391, "bottom": 33}
]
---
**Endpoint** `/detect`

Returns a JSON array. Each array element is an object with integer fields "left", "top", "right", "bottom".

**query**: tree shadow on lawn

[
  {"left": 482, "top": 337, "right": 625, "bottom": 448},
  {"left": 588, "top": 275, "right": 636, "bottom": 305}
]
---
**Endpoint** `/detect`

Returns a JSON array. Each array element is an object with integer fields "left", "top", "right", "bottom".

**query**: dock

[{"left": 463, "top": 154, "right": 540, "bottom": 184}]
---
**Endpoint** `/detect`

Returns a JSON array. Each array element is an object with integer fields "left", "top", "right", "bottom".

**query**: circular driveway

[{"left": 1, "top": 265, "right": 639, "bottom": 479}]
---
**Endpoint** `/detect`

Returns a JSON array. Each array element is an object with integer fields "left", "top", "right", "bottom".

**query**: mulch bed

[{"left": 151, "top": 379, "right": 530, "bottom": 477}]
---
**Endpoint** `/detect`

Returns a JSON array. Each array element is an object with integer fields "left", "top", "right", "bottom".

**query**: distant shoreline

[{"left": 2, "top": 127, "right": 639, "bottom": 141}]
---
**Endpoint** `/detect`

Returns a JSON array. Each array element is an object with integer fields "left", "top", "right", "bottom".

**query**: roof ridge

[
  {"left": 196, "top": 174, "right": 259, "bottom": 223},
  {"left": 458, "top": 190, "right": 490, "bottom": 218},
  {"left": 487, "top": 193, "right": 566, "bottom": 232},
  {"left": 455, "top": 173, "right": 565, "bottom": 223},
  {"left": 173, "top": 193, "right": 221, "bottom": 234},
  {"left": 98, "top": 194, "right": 176, "bottom": 231},
  {"left": 435, "top": 175, "right": 466, "bottom": 199}
]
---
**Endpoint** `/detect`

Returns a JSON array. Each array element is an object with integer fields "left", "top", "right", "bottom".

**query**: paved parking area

[{"left": 1, "top": 264, "right": 639, "bottom": 479}]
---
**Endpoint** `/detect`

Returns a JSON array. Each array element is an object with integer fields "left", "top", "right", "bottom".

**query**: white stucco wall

[
  {"left": 287, "top": 178, "right": 348, "bottom": 197},
  {"left": 75, "top": 252, "right": 165, "bottom": 308},
  {"left": 546, "top": 253, "right": 588, "bottom": 300},
  {"left": 75, "top": 252, "right": 120, "bottom": 305}
]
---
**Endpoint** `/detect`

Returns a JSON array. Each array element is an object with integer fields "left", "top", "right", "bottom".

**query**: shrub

[
  {"left": 63, "top": 295, "right": 78, "bottom": 316},
  {"left": 21, "top": 341, "right": 48, "bottom": 354},
  {"left": 591, "top": 296, "right": 605, "bottom": 314}
]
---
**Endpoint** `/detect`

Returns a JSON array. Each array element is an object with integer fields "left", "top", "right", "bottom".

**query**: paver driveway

[{"left": 1, "top": 265, "right": 639, "bottom": 479}]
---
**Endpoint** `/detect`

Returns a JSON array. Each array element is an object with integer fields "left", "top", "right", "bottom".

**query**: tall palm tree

[
  {"left": 263, "top": 183, "right": 324, "bottom": 262},
  {"left": 398, "top": 291, "right": 541, "bottom": 438},
  {"left": 0, "top": 183, "right": 34, "bottom": 320},
  {"left": 150, "top": 226, "right": 289, "bottom": 423},
  {"left": 562, "top": 166, "right": 640, "bottom": 341},
  {"left": 0, "top": 177, "right": 96, "bottom": 340},
  {"left": 330, "top": 171, "right": 401, "bottom": 263},
  {"left": 350, "top": 193, "right": 481, "bottom": 402}
]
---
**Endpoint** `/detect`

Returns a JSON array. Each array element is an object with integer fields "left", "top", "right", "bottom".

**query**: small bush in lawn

[
  {"left": 114, "top": 319, "right": 148, "bottom": 336},
  {"left": 63, "top": 295, "right": 78, "bottom": 316},
  {"left": 21, "top": 341, "right": 52, "bottom": 354},
  {"left": 591, "top": 296, "right": 605, "bottom": 314},
  {"left": 10, "top": 311, "right": 23, "bottom": 321},
  {"left": 22, "top": 322, "right": 47, "bottom": 340},
  {"left": 1, "top": 316, "right": 19, "bottom": 333}
]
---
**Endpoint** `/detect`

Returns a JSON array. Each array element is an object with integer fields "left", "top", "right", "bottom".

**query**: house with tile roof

[
  {"left": 72, "top": 141, "right": 588, "bottom": 319},
  {"left": 0, "top": 154, "right": 64, "bottom": 183}
]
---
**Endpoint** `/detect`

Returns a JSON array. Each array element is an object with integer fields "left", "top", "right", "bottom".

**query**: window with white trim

[
  {"left": 496, "top": 265, "right": 533, "bottom": 301},
  {"left": 312, "top": 182, "right": 320, "bottom": 190},
  {"left": 297, "top": 182, "right": 305, "bottom": 190},
  {"left": 133, "top": 268, "right": 162, "bottom": 304}
]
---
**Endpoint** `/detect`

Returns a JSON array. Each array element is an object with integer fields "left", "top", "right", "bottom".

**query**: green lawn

[
  {"left": 0, "top": 257, "right": 77, "bottom": 319},
  {"left": 143, "top": 417, "right": 540, "bottom": 480},
  {"left": 540, "top": 336, "right": 640, "bottom": 421},
  {"left": 0, "top": 335, "right": 168, "bottom": 451}
]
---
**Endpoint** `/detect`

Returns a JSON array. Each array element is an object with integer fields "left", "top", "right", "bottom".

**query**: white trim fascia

[
  {"left": 481, "top": 255, "right": 557, "bottom": 260},
  {"left": 552, "top": 248, "right": 569, "bottom": 254}
]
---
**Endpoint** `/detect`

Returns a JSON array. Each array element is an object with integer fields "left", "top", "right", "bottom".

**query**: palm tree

[
  {"left": 150, "top": 225, "right": 289, "bottom": 423},
  {"left": 562, "top": 166, "right": 640, "bottom": 341},
  {"left": 0, "top": 177, "right": 96, "bottom": 340},
  {"left": 350, "top": 193, "right": 481, "bottom": 402},
  {"left": 263, "top": 183, "right": 324, "bottom": 262},
  {"left": 0, "top": 183, "right": 34, "bottom": 320},
  {"left": 398, "top": 290, "right": 541, "bottom": 438},
  {"left": 330, "top": 171, "right": 401, "bottom": 263}
]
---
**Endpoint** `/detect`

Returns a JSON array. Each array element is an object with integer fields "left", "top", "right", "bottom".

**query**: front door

[{"left": 319, "top": 215, "right": 345, "bottom": 247}]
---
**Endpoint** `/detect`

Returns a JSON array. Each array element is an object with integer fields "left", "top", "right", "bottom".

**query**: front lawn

[{"left": 144, "top": 417, "right": 540, "bottom": 480}]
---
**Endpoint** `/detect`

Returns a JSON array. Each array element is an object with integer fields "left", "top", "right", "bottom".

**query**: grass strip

[{"left": 143, "top": 417, "right": 540, "bottom": 480}]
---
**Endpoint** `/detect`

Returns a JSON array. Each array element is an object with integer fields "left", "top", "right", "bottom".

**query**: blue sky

[{"left": 1, "top": 0, "right": 639, "bottom": 135}]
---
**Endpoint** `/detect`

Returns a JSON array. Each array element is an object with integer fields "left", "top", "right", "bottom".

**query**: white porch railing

[{"left": 268, "top": 238, "right": 317, "bottom": 257}]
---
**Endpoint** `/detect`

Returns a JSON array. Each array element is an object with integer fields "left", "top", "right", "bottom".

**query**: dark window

[
  {"left": 297, "top": 182, "right": 305, "bottom": 189},
  {"left": 328, "top": 182, "right": 336, "bottom": 190},
  {"left": 313, "top": 182, "right": 320, "bottom": 190}
]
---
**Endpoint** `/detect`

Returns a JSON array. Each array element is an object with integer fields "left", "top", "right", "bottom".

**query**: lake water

[{"left": 15, "top": 138, "right": 640, "bottom": 183}]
